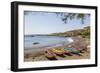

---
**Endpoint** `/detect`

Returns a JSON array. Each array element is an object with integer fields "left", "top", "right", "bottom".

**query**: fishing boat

[
  {"left": 33, "top": 42, "right": 39, "bottom": 45},
  {"left": 51, "top": 48, "right": 67, "bottom": 57},
  {"left": 64, "top": 48, "right": 81, "bottom": 56},
  {"left": 64, "top": 48, "right": 79, "bottom": 53},
  {"left": 44, "top": 49, "right": 57, "bottom": 60}
]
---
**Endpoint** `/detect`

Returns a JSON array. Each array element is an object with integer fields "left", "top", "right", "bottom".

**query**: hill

[{"left": 49, "top": 26, "right": 90, "bottom": 38}]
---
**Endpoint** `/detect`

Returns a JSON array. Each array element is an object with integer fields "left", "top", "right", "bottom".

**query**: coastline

[{"left": 24, "top": 36, "right": 90, "bottom": 62}]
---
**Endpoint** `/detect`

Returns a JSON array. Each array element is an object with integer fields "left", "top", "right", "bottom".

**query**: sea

[{"left": 24, "top": 35, "right": 73, "bottom": 49}]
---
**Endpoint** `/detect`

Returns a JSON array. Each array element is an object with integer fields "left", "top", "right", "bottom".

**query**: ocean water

[{"left": 24, "top": 35, "right": 73, "bottom": 49}]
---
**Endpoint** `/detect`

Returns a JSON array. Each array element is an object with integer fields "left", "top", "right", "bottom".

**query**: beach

[{"left": 24, "top": 36, "right": 90, "bottom": 62}]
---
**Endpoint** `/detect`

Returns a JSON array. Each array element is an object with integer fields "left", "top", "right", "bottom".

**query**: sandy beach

[{"left": 24, "top": 36, "right": 90, "bottom": 62}]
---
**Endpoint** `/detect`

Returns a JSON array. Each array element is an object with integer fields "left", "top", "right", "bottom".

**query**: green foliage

[
  {"left": 80, "top": 27, "right": 90, "bottom": 38},
  {"left": 49, "top": 26, "right": 90, "bottom": 38},
  {"left": 55, "top": 13, "right": 90, "bottom": 24}
]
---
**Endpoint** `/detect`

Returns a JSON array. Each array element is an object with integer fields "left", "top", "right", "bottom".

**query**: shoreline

[
  {"left": 24, "top": 44, "right": 69, "bottom": 53},
  {"left": 24, "top": 36, "right": 90, "bottom": 62},
  {"left": 24, "top": 37, "right": 74, "bottom": 53}
]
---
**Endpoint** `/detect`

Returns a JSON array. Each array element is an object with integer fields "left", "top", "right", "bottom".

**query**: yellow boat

[
  {"left": 51, "top": 48, "right": 67, "bottom": 56},
  {"left": 51, "top": 48, "right": 72, "bottom": 56},
  {"left": 52, "top": 48, "right": 64, "bottom": 53}
]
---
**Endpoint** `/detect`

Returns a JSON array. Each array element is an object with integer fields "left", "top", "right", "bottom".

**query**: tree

[{"left": 55, "top": 12, "right": 90, "bottom": 24}]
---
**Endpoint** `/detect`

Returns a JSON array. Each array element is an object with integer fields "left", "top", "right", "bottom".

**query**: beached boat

[
  {"left": 64, "top": 48, "right": 82, "bottom": 56},
  {"left": 33, "top": 42, "right": 39, "bottom": 45},
  {"left": 51, "top": 48, "right": 68, "bottom": 57},
  {"left": 44, "top": 49, "right": 57, "bottom": 60},
  {"left": 64, "top": 48, "right": 80, "bottom": 54}
]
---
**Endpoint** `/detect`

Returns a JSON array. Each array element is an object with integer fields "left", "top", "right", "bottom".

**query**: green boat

[{"left": 64, "top": 48, "right": 80, "bottom": 54}]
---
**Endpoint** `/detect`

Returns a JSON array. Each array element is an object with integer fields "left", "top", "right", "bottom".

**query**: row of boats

[{"left": 44, "top": 48, "right": 84, "bottom": 60}]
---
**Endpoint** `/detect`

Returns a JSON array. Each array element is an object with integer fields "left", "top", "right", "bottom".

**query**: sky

[{"left": 24, "top": 11, "right": 90, "bottom": 35}]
